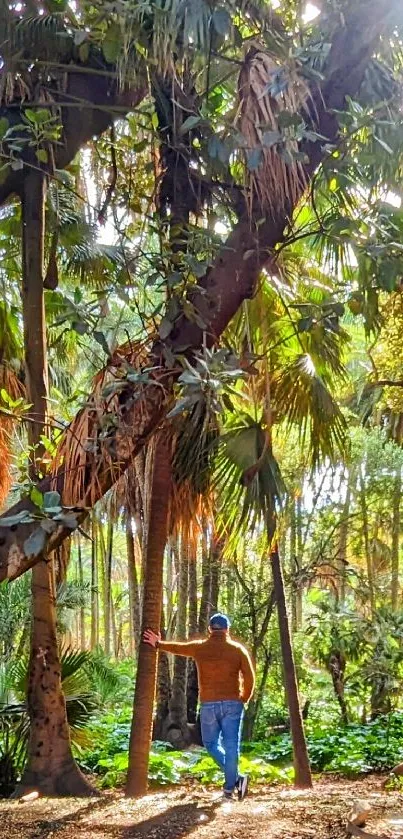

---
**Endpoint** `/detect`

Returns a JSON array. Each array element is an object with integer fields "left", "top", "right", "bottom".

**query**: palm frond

[
  {"left": 272, "top": 353, "right": 347, "bottom": 469},
  {"left": 215, "top": 415, "right": 286, "bottom": 551}
]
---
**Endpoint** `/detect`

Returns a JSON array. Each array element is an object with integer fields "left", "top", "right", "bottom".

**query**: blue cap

[{"left": 209, "top": 613, "right": 231, "bottom": 630}]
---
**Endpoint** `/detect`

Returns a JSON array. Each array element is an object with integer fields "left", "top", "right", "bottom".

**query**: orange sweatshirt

[{"left": 158, "top": 632, "right": 255, "bottom": 703}]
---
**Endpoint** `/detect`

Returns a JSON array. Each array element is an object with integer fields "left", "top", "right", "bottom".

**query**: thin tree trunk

[
  {"left": 359, "top": 468, "right": 375, "bottom": 616},
  {"left": 126, "top": 434, "right": 171, "bottom": 797},
  {"left": 210, "top": 534, "right": 222, "bottom": 615},
  {"left": 77, "top": 535, "right": 86, "bottom": 651},
  {"left": 198, "top": 524, "right": 211, "bottom": 633},
  {"left": 126, "top": 517, "right": 141, "bottom": 656},
  {"left": 15, "top": 171, "right": 94, "bottom": 797},
  {"left": 187, "top": 548, "right": 198, "bottom": 723},
  {"left": 91, "top": 511, "right": 99, "bottom": 649},
  {"left": 270, "top": 544, "right": 312, "bottom": 789},
  {"left": 104, "top": 518, "right": 113, "bottom": 656},
  {"left": 391, "top": 466, "right": 401, "bottom": 611},
  {"left": 328, "top": 652, "right": 349, "bottom": 725},
  {"left": 295, "top": 495, "right": 303, "bottom": 629},
  {"left": 166, "top": 536, "right": 190, "bottom": 746},
  {"left": 154, "top": 609, "right": 171, "bottom": 740},
  {"left": 338, "top": 471, "right": 352, "bottom": 604},
  {"left": 290, "top": 497, "right": 298, "bottom": 632}
]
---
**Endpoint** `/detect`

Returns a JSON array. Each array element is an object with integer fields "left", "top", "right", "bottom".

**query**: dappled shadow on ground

[{"left": 1, "top": 777, "right": 403, "bottom": 839}]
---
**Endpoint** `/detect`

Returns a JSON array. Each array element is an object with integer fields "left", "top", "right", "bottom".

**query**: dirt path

[{"left": 1, "top": 777, "right": 403, "bottom": 839}]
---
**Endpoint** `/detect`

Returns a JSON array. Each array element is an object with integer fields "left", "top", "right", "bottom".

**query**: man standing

[{"left": 143, "top": 613, "right": 255, "bottom": 800}]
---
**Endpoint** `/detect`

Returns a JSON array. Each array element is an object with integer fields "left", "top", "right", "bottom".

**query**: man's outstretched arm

[{"left": 143, "top": 628, "right": 201, "bottom": 657}]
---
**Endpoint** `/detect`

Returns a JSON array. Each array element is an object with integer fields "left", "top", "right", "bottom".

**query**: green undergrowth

[{"left": 76, "top": 710, "right": 403, "bottom": 788}]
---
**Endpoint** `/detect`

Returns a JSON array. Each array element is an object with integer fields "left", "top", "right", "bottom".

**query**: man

[{"left": 143, "top": 612, "right": 255, "bottom": 801}]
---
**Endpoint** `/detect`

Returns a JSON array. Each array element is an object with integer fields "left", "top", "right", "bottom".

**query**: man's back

[{"left": 158, "top": 632, "right": 255, "bottom": 703}]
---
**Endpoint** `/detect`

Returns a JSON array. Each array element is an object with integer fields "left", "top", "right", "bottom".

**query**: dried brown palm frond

[
  {"left": 53, "top": 339, "right": 153, "bottom": 508},
  {"left": 236, "top": 48, "right": 312, "bottom": 216}
]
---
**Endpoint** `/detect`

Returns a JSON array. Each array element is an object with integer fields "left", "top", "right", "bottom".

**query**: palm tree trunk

[
  {"left": 153, "top": 608, "right": 171, "bottom": 740},
  {"left": 210, "top": 534, "right": 222, "bottom": 614},
  {"left": 290, "top": 498, "right": 298, "bottom": 632},
  {"left": 126, "top": 517, "right": 141, "bottom": 656},
  {"left": 338, "top": 471, "right": 352, "bottom": 604},
  {"left": 391, "top": 466, "right": 401, "bottom": 611},
  {"left": 187, "top": 549, "right": 198, "bottom": 723},
  {"left": 91, "top": 511, "right": 99, "bottom": 649},
  {"left": 77, "top": 535, "right": 86, "bottom": 651},
  {"left": 15, "top": 171, "right": 94, "bottom": 797},
  {"left": 167, "top": 536, "right": 190, "bottom": 745},
  {"left": 99, "top": 512, "right": 113, "bottom": 657},
  {"left": 295, "top": 495, "right": 303, "bottom": 629},
  {"left": 198, "top": 524, "right": 211, "bottom": 633},
  {"left": 126, "top": 434, "right": 171, "bottom": 797},
  {"left": 270, "top": 544, "right": 312, "bottom": 789},
  {"left": 359, "top": 468, "right": 375, "bottom": 616}
]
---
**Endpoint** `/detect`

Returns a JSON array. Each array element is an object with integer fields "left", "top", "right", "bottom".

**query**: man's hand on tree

[{"left": 143, "top": 628, "right": 161, "bottom": 647}]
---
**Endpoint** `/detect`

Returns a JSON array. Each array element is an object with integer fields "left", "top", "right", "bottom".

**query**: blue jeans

[{"left": 200, "top": 700, "right": 244, "bottom": 793}]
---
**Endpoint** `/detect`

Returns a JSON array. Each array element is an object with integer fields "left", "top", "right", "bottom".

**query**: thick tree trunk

[
  {"left": 77, "top": 535, "right": 86, "bottom": 651},
  {"left": 391, "top": 466, "right": 401, "bottom": 610},
  {"left": 126, "top": 434, "right": 171, "bottom": 797},
  {"left": 15, "top": 559, "right": 95, "bottom": 797},
  {"left": 187, "top": 549, "right": 198, "bottom": 724},
  {"left": 0, "top": 2, "right": 393, "bottom": 582},
  {"left": 15, "top": 170, "right": 94, "bottom": 797},
  {"left": 270, "top": 544, "right": 312, "bottom": 789}
]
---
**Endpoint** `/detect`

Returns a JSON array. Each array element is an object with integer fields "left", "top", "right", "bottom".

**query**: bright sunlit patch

[
  {"left": 384, "top": 190, "right": 402, "bottom": 208},
  {"left": 303, "top": 354, "right": 316, "bottom": 376},
  {"left": 303, "top": 3, "right": 320, "bottom": 23},
  {"left": 214, "top": 221, "right": 229, "bottom": 236},
  {"left": 270, "top": 0, "right": 281, "bottom": 8}
]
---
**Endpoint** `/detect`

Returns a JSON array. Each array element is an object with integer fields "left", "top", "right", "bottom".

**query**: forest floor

[{"left": 1, "top": 776, "right": 403, "bottom": 839}]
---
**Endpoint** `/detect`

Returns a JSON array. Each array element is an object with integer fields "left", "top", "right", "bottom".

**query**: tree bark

[
  {"left": 359, "top": 468, "right": 375, "bottom": 616},
  {"left": 153, "top": 609, "right": 172, "bottom": 741},
  {"left": 77, "top": 535, "right": 86, "bottom": 651},
  {"left": 15, "top": 170, "right": 94, "bottom": 797},
  {"left": 337, "top": 471, "right": 352, "bottom": 604},
  {"left": 0, "top": 2, "right": 394, "bottom": 582},
  {"left": 198, "top": 523, "right": 211, "bottom": 633},
  {"left": 270, "top": 544, "right": 312, "bottom": 789},
  {"left": 126, "top": 433, "right": 171, "bottom": 797},
  {"left": 391, "top": 466, "right": 401, "bottom": 611},
  {"left": 90, "top": 511, "right": 99, "bottom": 650},
  {"left": 126, "top": 517, "right": 141, "bottom": 656},
  {"left": 210, "top": 534, "right": 222, "bottom": 615},
  {"left": 187, "top": 548, "right": 198, "bottom": 724},
  {"left": 165, "top": 537, "right": 191, "bottom": 747}
]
